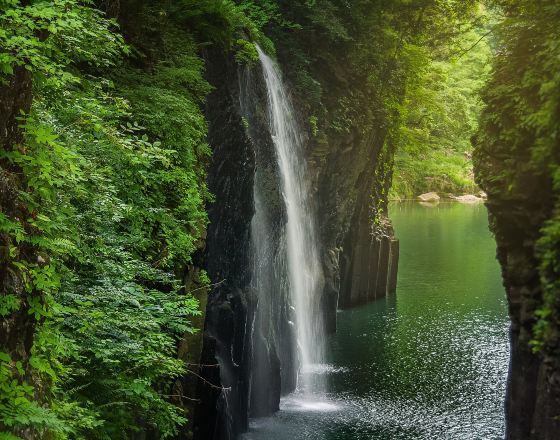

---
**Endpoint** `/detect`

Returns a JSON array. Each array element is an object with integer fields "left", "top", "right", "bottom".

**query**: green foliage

[
  {"left": 390, "top": 8, "right": 492, "bottom": 199},
  {"left": 36, "top": 76, "right": 205, "bottom": 437},
  {"left": 0, "top": 351, "right": 64, "bottom": 436},
  {"left": 0, "top": 0, "right": 125, "bottom": 84},
  {"left": 0, "top": 295, "right": 19, "bottom": 317},
  {"left": 1, "top": 0, "right": 522, "bottom": 438},
  {"left": 262, "top": 0, "right": 481, "bottom": 148},
  {"left": 0, "top": 1, "right": 127, "bottom": 436},
  {"left": 171, "top": 0, "right": 276, "bottom": 54},
  {"left": 234, "top": 39, "right": 259, "bottom": 65},
  {"left": 535, "top": 214, "right": 560, "bottom": 355},
  {"left": 0, "top": 0, "right": 295, "bottom": 435},
  {"left": 0, "top": 1, "right": 217, "bottom": 438}
]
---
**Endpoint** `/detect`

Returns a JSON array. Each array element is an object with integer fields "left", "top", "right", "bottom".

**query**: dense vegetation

[
  {"left": 391, "top": 15, "right": 492, "bottom": 199},
  {"left": 0, "top": 1, "right": 480, "bottom": 437},
  {"left": 0, "top": 1, "right": 267, "bottom": 438},
  {"left": 0, "top": 1, "right": 487, "bottom": 438},
  {"left": 1, "top": 0, "right": 559, "bottom": 439},
  {"left": 265, "top": 0, "right": 480, "bottom": 221},
  {"left": 475, "top": 0, "right": 560, "bottom": 357}
]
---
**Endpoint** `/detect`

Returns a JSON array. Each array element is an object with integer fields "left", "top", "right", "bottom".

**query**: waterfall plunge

[{"left": 256, "top": 46, "right": 325, "bottom": 394}]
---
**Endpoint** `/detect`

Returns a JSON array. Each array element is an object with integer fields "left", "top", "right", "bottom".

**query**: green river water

[{"left": 243, "top": 202, "right": 509, "bottom": 440}]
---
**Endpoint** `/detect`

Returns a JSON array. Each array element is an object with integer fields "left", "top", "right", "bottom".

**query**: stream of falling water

[{"left": 256, "top": 46, "right": 325, "bottom": 394}]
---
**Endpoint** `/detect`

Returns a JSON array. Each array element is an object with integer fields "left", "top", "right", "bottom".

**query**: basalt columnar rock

[
  {"left": 191, "top": 49, "right": 257, "bottom": 440},
  {"left": 193, "top": 49, "right": 302, "bottom": 440},
  {"left": 311, "top": 121, "right": 400, "bottom": 317}
]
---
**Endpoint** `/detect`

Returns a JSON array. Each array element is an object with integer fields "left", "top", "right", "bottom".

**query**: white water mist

[{"left": 256, "top": 45, "right": 325, "bottom": 393}]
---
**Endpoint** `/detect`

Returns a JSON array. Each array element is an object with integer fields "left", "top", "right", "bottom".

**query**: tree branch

[{"left": 456, "top": 29, "right": 494, "bottom": 59}]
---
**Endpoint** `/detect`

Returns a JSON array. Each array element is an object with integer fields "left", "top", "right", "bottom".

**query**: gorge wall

[
  {"left": 191, "top": 43, "right": 399, "bottom": 439},
  {"left": 474, "top": 1, "right": 560, "bottom": 438},
  {"left": 187, "top": 4, "right": 473, "bottom": 438}
]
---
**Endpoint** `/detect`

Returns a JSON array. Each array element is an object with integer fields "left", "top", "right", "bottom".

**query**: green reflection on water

[
  {"left": 328, "top": 202, "right": 508, "bottom": 438},
  {"left": 244, "top": 202, "right": 509, "bottom": 440}
]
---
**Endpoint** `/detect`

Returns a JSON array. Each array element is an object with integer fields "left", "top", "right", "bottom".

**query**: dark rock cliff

[
  {"left": 479, "top": 195, "right": 560, "bottom": 440},
  {"left": 473, "top": 2, "right": 560, "bottom": 437},
  {"left": 314, "top": 125, "right": 399, "bottom": 317},
  {"left": 191, "top": 46, "right": 399, "bottom": 438},
  {"left": 192, "top": 49, "right": 256, "bottom": 440},
  {"left": 239, "top": 66, "right": 299, "bottom": 410},
  {"left": 265, "top": 8, "right": 403, "bottom": 322},
  {"left": 192, "top": 52, "right": 300, "bottom": 440},
  {"left": 475, "top": 154, "right": 560, "bottom": 439}
]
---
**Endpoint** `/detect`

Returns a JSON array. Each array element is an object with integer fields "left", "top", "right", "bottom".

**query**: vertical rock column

[
  {"left": 192, "top": 49, "right": 256, "bottom": 440},
  {"left": 337, "top": 180, "right": 399, "bottom": 309}
]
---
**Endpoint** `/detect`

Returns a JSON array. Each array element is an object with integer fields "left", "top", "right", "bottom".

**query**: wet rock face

[
  {"left": 472, "top": 15, "right": 560, "bottom": 434},
  {"left": 240, "top": 68, "right": 299, "bottom": 414},
  {"left": 194, "top": 49, "right": 400, "bottom": 439},
  {"left": 312, "top": 128, "right": 399, "bottom": 319},
  {"left": 194, "top": 56, "right": 298, "bottom": 440},
  {"left": 192, "top": 49, "right": 256, "bottom": 440},
  {"left": 473, "top": 50, "right": 560, "bottom": 437},
  {"left": 479, "top": 196, "right": 560, "bottom": 440},
  {"left": 337, "top": 201, "right": 399, "bottom": 310}
]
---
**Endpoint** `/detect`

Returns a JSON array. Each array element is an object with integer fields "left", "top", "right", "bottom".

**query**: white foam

[
  {"left": 301, "top": 363, "right": 350, "bottom": 375},
  {"left": 281, "top": 396, "right": 341, "bottom": 413}
]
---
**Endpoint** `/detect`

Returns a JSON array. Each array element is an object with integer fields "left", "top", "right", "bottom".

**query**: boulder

[
  {"left": 454, "top": 194, "right": 483, "bottom": 204},
  {"left": 417, "top": 192, "right": 440, "bottom": 202}
]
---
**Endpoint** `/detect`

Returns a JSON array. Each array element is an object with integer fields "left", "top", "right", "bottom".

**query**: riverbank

[{"left": 390, "top": 191, "right": 487, "bottom": 204}]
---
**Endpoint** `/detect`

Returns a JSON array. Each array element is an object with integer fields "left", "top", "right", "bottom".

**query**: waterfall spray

[{"left": 256, "top": 45, "right": 325, "bottom": 393}]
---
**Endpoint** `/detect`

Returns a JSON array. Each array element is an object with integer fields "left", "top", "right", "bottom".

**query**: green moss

[{"left": 235, "top": 39, "right": 259, "bottom": 65}]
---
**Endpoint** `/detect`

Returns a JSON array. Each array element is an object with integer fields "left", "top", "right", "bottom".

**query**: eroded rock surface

[
  {"left": 193, "top": 48, "right": 400, "bottom": 439},
  {"left": 473, "top": 4, "right": 560, "bottom": 435}
]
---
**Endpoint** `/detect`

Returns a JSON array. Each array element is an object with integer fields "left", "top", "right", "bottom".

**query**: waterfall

[{"left": 256, "top": 45, "right": 325, "bottom": 393}]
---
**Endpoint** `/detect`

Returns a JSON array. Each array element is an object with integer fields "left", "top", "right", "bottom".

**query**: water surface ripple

[{"left": 243, "top": 202, "right": 509, "bottom": 439}]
